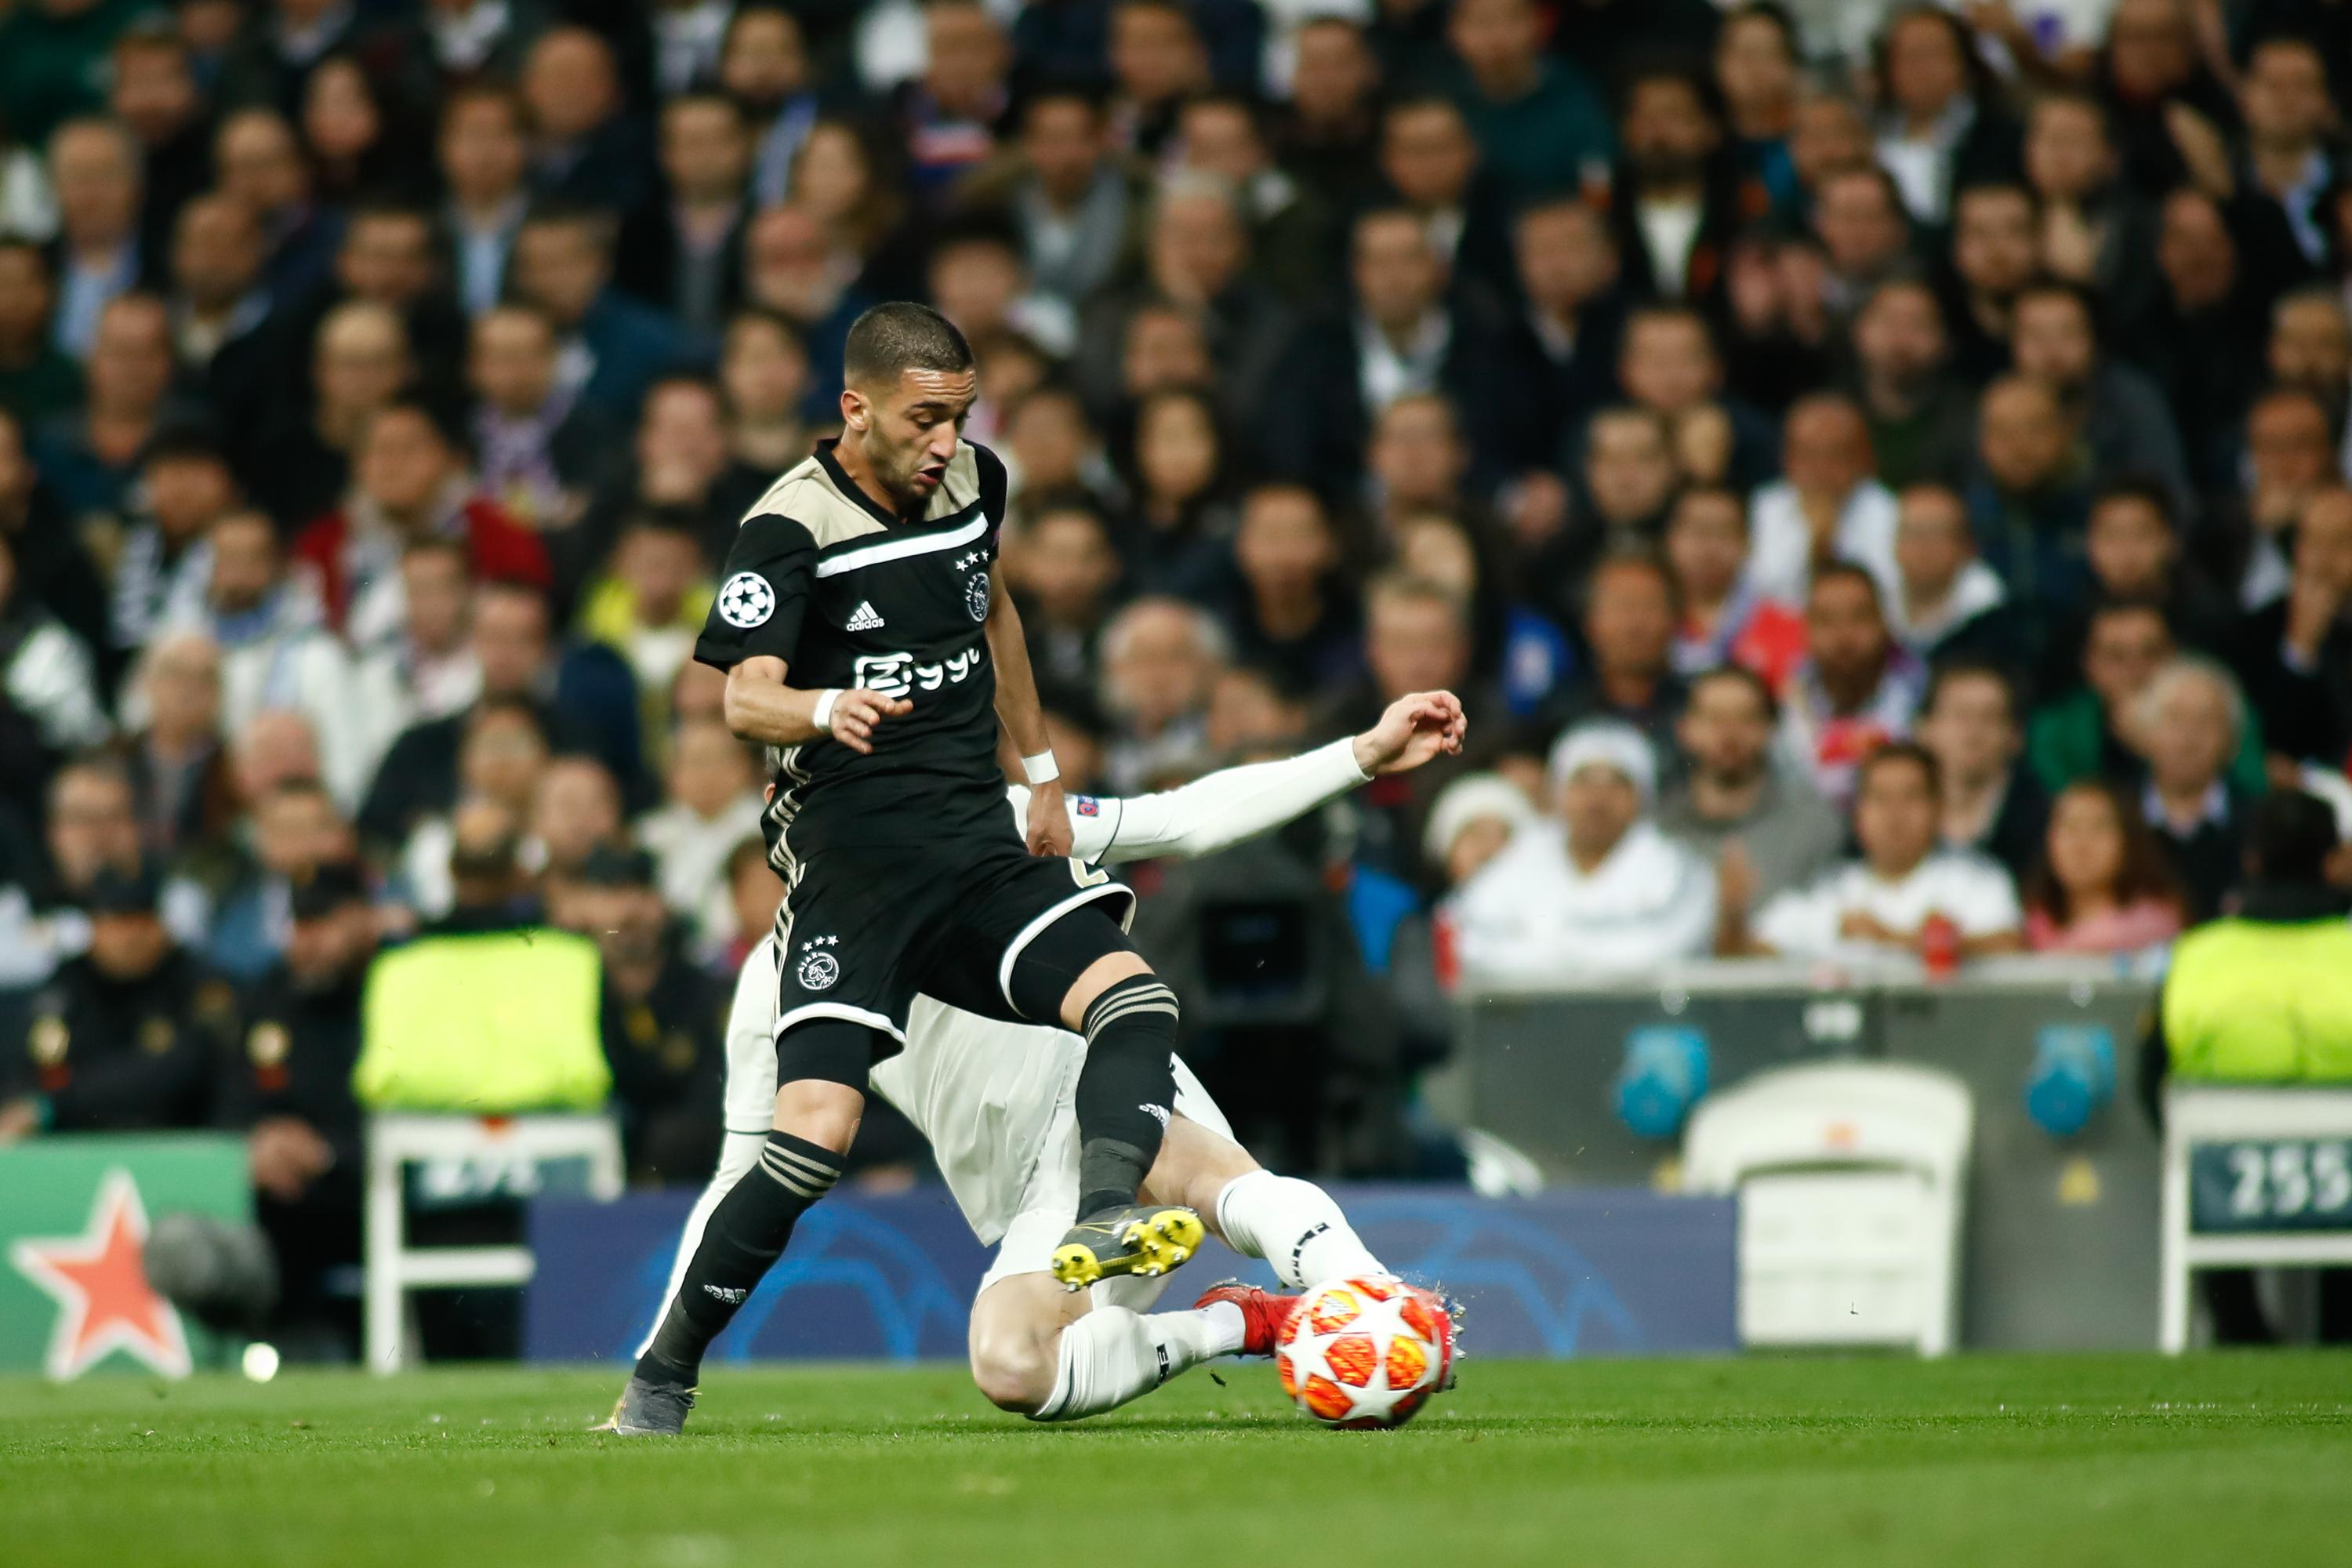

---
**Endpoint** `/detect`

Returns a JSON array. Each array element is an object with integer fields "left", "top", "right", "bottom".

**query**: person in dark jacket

[
  {"left": 0, "top": 864, "right": 238, "bottom": 1138},
  {"left": 218, "top": 859, "right": 376, "bottom": 1354}
]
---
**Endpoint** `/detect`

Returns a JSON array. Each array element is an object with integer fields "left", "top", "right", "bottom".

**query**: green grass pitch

[{"left": 5, "top": 1354, "right": 2351, "bottom": 1566}]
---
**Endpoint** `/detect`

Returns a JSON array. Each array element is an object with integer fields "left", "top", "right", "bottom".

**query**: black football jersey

[{"left": 694, "top": 437, "right": 1014, "bottom": 871}]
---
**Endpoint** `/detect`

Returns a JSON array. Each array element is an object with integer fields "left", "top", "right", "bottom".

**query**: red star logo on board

[{"left": 9, "top": 1170, "right": 192, "bottom": 1381}]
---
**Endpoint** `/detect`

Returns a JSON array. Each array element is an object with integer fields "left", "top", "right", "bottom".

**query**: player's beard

[{"left": 862, "top": 426, "right": 933, "bottom": 515}]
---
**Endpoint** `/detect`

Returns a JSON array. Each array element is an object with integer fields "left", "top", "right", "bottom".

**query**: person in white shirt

[
  {"left": 1747, "top": 392, "right": 1900, "bottom": 605},
  {"left": 1886, "top": 479, "right": 2006, "bottom": 656},
  {"left": 1741, "top": 740, "right": 2023, "bottom": 966},
  {"left": 619, "top": 691, "right": 1463, "bottom": 1432},
  {"left": 635, "top": 714, "right": 762, "bottom": 953},
  {"left": 1446, "top": 721, "right": 1719, "bottom": 981}
]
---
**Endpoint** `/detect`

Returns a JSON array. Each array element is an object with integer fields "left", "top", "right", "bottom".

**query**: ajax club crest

[{"left": 796, "top": 935, "right": 840, "bottom": 990}]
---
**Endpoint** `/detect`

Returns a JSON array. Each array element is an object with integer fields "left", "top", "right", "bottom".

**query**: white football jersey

[{"left": 720, "top": 742, "right": 1369, "bottom": 1241}]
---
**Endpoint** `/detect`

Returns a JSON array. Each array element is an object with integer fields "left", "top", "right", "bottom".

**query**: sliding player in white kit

[{"left": 632, "top": 691, "right": 1464, "bottom": 1423}]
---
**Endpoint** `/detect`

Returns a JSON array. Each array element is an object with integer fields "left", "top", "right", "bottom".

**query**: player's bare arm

[
  {"left": 984, "top": 570, "right": 1073, "bottom": 857},
  {"left": 719, "top": 655, "right": 912, "bottom": 757}
]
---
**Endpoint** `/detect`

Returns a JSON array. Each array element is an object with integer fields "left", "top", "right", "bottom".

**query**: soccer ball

[{"left": 1275, "top": 1276, "right": 1455, "bottom": 1430}]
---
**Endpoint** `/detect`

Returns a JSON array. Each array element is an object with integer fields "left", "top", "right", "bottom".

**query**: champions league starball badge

[{"left": 720, "top": 572, "right": 775, "bottom": 629}]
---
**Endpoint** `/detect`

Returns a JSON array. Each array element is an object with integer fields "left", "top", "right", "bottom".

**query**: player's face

[{"left": 849, "top": 368, "right": 978, "bottom": 509}]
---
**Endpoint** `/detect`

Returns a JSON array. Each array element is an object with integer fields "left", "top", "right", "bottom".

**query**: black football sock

[
  {"left": 1073, "top": 976, "right": 1181, "bottom": 1218},
  {"left": 636, "top": 1131, "right": 842, "bottom": 1381}
]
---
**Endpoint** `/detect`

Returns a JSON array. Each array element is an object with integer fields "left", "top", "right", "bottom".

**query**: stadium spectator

[
  {"left": 1872, "top": 6, "right": 2016, "bottom": 227},
  {"left": 576, "top": 512, "right": 716, "bottom": 750},
  {"left": 1498, "top": 198, "right": 1623, "bottom": 474},
  {"left": 2234, "top": 486, "right": 2352, "bottom": 771},
  {"left": 1447, "top": 721, "right": 1717, "bottom": 979},
  {"left": 293, "top": 401, "right": 550, "bottom": 651},
  {"left": 2130, "top": 655, "right": 2256, "bottom": 921},
  {"left": 1917, "top": 658, "right": 2048, "bottom": 880},
  {"left": 1946, "top": 179, "right": 2040, "bottom": 382},
  {"left": 438, "top": 83, "right": 532, "bottom": 317},
  {"left": 46, "top": 116, "right": 150, "bottom": 361},
  {"left": 220, "top": 857, "right": 376, "bottom": 1356},
  {"left": 0, "top": 863, "right": 235, "bottom": 1137},
  {"left": 962, "top": 89, "right": 1142, "bottom": 314},
  {"left": 1664, "top": 486, "right": 1806, "bottom": 691},
  {"left": 360, "top": 580, "right": 640, "bottom": 848},
  {"left": 251, "top": 299, "right": 413, "bottom": 528},
  {"left": 1441, "top": 0, "right": 1610, "bottom": 206},
  {"left": 120, "top": 629, "right": 237, "bottom": 872},
  {"left": 615, "top": 93, "right": 751, "bottom": 339},
  {"left": 2020, "top": 92, "right": 2158, "bottom": 339},
  {"left": 349, "top": 539, "right": 482, "bottom": 782},
  {"left": 1606, "top": 60, "right": 1744, "bottom": 315},
  {"left": 1365, "top": 394, "right": 1484, "bottom": 547},
  {"left": 1540, "top": 548, "right": 1685, "bottom": 760},
  {"left": 521, "top": 25, "right": 654, "bottom": 217},
  {"left": 1659, "top": 663, "right": 1844, "bottom": 921},
  {"left": 1965, "top": 372, "right": 2098, "bottom": 612},
  {"left": 2236, "top": 35, "right": 2342, "bottom": 267},
  {"left": 1007, "top": 495, "right": 1121, "bottom": 718},
  {"left": 1112, "top": 386, "right": 1233, "bottom": 597},
  {"left": 109, "top": 429, "right": 241, "bottom": 660},
  {"left": 1809, "top": 163, "right": 1913, "bottom": 323},
  {"left": 1171, "top": 93, "right": 1334, "bottom": 307},
  {"left": 2141, "top": 187, "right": 2292, "bottom": 491},
  {"left": 529, "top": 753, "right": 623, "bottom": 888},
  {"left": 1098, "top": 596, "right": 1225, "bottom": 793},
  {"left": 466, "top": 304, "right": 612, "bottom": 537},
  {"left": 2022, "top": 780, "right": 2185, "bottom": 954},
  {"left": 1314, "top": 573, "right": 1482, "bottom": 881},
  {"left": 2009, "top": 278, "right": 2190, "bottom": 508},
  {"left": 164, "top": 192, "right": 271, "bottom": 391},
  {"left": 1261, "top": 205, "right": 1508, "bottom": 495},
  {"left": 1780, "top": 564, "right": 1923, "bottom": 807},
  {"left": 1741, "top": 741, "right": 2023, "bottom": 964},
  {"left": 717, "top": 307, "right": 811, "bottom": 475},
  {"left": 2029, "top": 599, "right": 2268, "bottom": 800},
  {"left": 1421, "top": 771, "right": 1537, "bottom": 891},
  {"left": 1365, "top": 97, "right": 1497, "bottom": 291},
  {"left": 1218, "top": 484, "right": 1358, "bottom": 695},
  {"left": 1847, "top": 274, "right": 1973, "bottom": 491},
  {"left": 177, "top": 510, "right": 367, "bottom": 811},
  {"left": 212, "top": 107, "right": 339, "bottom": 306},
  {"left": 392, "top": 697, "right": 549, "bottom": 921},
  {"left": 510, "top": 201, "right": 701, "bottom": 421},
  {"left": 2074, "top": 479, "right": 2236, "bottom": 673},
  {"left": 1614, "top": 303, "right": 1774, "bottom": 492},
  {"left": 205, "top": 775, "right": 356, "bottom": 982},
  {"left": 2218, "top": 384, "right": 2341, "bottom": 610},
  {"left": 37, "top": 291, "right": 180, "bottom": 521},
  {"left": 561, "top": 844, "right": 722, "bottom": 1182},
  {"left": 1886, "top": 480, "right": 2009, "bottom": 662},
  {"left": 1747, "top": 391, "right": 1900, "bottom": 604},
  {"left": 636, "top": 716, "right": 760, "bottom": 956},
  {"left": 0, "top": 241, "right": 83, "bottom": 423},
  {"left": 894, "top": 0, "right": 1009, "bottom": 208},
  {"left": 0, "top": 532, "right": 111, "bottom": 782}
]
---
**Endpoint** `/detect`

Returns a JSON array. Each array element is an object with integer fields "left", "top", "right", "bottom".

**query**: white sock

[
  {"left": 1029, "top": 1301, "right": 1245, "bottom": 1422},
  {"left": 1214, "top": 1170, "right": 1385, "bottom": 1290}
]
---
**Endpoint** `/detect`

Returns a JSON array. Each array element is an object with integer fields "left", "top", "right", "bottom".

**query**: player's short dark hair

[
  {"left": 843, "top": 301, "right": 974, "bottom": 391},
  {"left": 1923, "top": 655, "right": 2018, "bottom": 724},
  {"left": 1690, "top": 662, "right": 1780, "bottom": 721},
  {"left": 1859, "top": 738, "right": 1940, "bottom": 799}
]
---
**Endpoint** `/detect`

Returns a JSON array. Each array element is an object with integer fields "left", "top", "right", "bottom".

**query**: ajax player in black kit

[{"left": 614, "top": 303, "right": 1198, "bottom": 1429}]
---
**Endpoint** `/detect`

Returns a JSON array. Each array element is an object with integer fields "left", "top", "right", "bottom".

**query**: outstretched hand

[{"left": 1353, "top": 691, "right": 1468, "bottom": 777}]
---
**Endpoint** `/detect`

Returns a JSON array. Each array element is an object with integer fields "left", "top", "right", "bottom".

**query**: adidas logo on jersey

[{"left": 845, "top": 601, "right": 886, "bottom": 630}]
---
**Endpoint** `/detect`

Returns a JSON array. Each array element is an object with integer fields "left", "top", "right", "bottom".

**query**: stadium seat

[
  {"left": 2158, "top": 1086, "right": 2352, "bottom": 1353},
  {"left": 364, "top": 1113, "right": 626, "bottom": 1374},
  {"left": 1682, "top": 1062, "right": 1974, "bottom": 1356}
]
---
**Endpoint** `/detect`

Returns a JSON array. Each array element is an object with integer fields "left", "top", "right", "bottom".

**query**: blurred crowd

[{"left": 3, "top": 0, "right": 2352, "bottom": 1323}]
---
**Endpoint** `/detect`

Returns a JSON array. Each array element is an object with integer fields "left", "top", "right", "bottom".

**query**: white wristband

[
  {"left": 1022, "top": 751, "right": 1059, "bottom": 785},
  {"left": 811, "top": 688, "right": 843, "bottom": 733}
]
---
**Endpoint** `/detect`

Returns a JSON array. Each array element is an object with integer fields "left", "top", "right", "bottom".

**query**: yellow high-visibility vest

[
  {"left": 353, "top": 929, "right": 612, "bottom": 1111},
  {"left": 2161, "top": 917, "right": 2352, "bottom": 1083}
]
